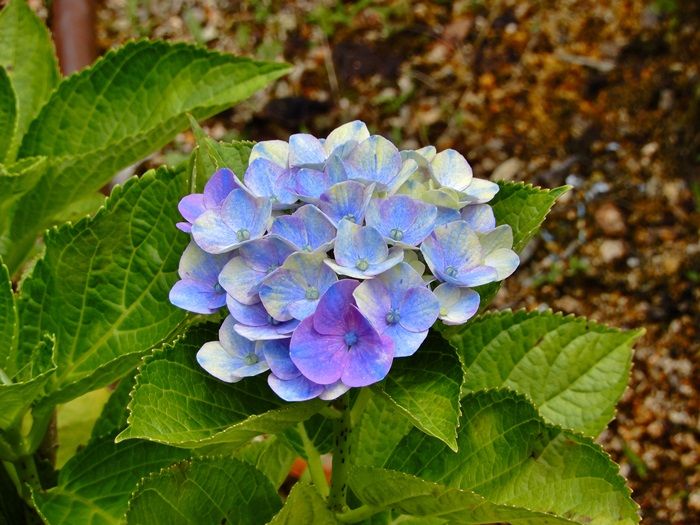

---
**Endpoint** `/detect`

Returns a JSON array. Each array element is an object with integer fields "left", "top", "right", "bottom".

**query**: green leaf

[
  {"left": 32, "top": 435, "right": 190, "bottom": 525},
  {"left": 118, "top": 324, "right": 323, "bottom": 449},
  {"left": 0, "top": 157, "right": 48, "bottom": 243},
  {"left": 0, "top": 260, "right": 16, "bottom": 368},
  {"left": 55, "top": 388, "right": 112, "bottom": 468},
  {"left": 234, "top": 436, "right": 297, "bottom": 489},
  {"left": 125, "top": 457, "right": 281, "bottom": 525},
  {"left": 491, "top": 182, "right": 570, "bottom": 252},
  {"left": 17, "top": 167, "right": 189, "bottom": 404},
  {"left": 351, "top": 391, "right": 413, "bottom": 469},
  {"left": 350, "top": 467, "right": 577, "bottom": 524},
  {"left": 442, "top": 310, "right": 642, "bottom": 436},
  {"left": 379, "top": 332, "right": 463, "bottom": 450},
  {"left": 90, "top": 375, "right": 137, "bottom": 443},
  {"left": 474, "top": 182, "right": 569, "bottom": 306},
  {"left": 268, "top": 483, "right": 338, "bottom": 525},
  {"left": 6, "top": 41, "right": 288, "bottom": 267},
  {"left": 0, "top": 68, "right": 17, "bottom": 163},
  {"left": 0, "top": 0, "right": 59, "bottom": 160},
  {"left": 385, "top": 390, "right": 639, "bottom": 525},
  {"left": 0, "top": 335, "right": 55, "bottom": 432},
  {"left": 0, "top": 463, "right": 28, "bottom": 524}
]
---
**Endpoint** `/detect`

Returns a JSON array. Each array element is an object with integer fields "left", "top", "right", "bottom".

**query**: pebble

[
  {"left": 491, "top": 157, "right": 524, "bottom": 181},
  {"left": 595, "top": 202, "right": 627, "bottom": 236},
  {"left": 600, "top": 239, "right": 627, "bottom": 262}
]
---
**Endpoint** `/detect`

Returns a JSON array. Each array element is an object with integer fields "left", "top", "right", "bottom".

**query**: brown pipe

[{"left": 50, "top": 0, "right": 97, "bottom": 75}]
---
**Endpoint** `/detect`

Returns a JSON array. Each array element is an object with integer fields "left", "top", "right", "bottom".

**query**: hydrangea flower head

[{"left": 170, "top": 120, "right": 521, "bottom": 402}]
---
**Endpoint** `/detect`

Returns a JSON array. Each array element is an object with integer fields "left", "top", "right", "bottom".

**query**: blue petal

[
  {"left": 268, "top": 373, "right": 324, "bottom": 402},
  {"left": 383, "top": 324, "right": 428, "bottom": 358},
  {"left": 239, "top": 236, "right": 294, "bottom": 273},
  {"left": 434, "top": 283, "right": 480, "bottom": 325},
  {"left": 203, "top": 168, "right": 237, "bottom": 207},
  {"left": 312, "top": 279, "right": 360, "bottom": 336},
  {"left": 421, "top": 221, "right": 482, "bottom": 284},
  {"left": 333, "top": 220, "right": 388, "bottom": 268},
  {"left": 317, "top": 180, "right": 375, "bottom": 226},
  {"left": 191, "top": 208, "right": 239, "bottom": 254},
  {"left": 220, "top": 188, "right": 272, "bottom": 240},
  {"left": 219, "top": 257, "right": 264, "bottom": 305},
  {"left": 249, "top": 140, "right": 289, "bottom": 168},
  {"left": 169, "top": 279, "right": 225, "bottom": 314},
  {"left": 430, "top": 149, "right": 472, "bottom": 191},
  {"left": 365, "top": 195, "right": 437, "bottom": 246},
  {"left": 178, "top": 193, "right": 205, "bottom": 223},
  {"left": 484, "top": 249, "right": 519, "bottom": 280},
  {"left": 344, "top": 135, "right": 402, "bottom": 190},
  {"left": 261, "top": 339, "right": 299, "bottom": 380},
  {"left": 397, "top": 286, "right": 439, "bottom": 333},
  {"left": 227, "top": 297, "right": 269, "bottom": 326},
  {"left": 319, "top": 381, "right": 350, "bottom": 401},
  {"left": 196, "top": 341, "right": 243, "bottom": 383},
  {"left": 244, "top": 158, "right": 297, "bottom": 208},
  {"left": 292, "top": 168, "right": 333, "bottom": 199},
  {"left": 178, "top": 241, "right": 230, "bottom": 284},
  {"left": 228, "top": 297, "right": 299, "bottom": 339},
  {"left": 461, "top": 204, "right": 496, "bottom": 232},
  {"left": 434, "top": 206, "right": 461, "bottom": 226},
  {"left": 289, "top": 133, "right": 326, "bottom": 168},
  {"left": 234, "top": 321, "right": 297, "bottom": 341}
]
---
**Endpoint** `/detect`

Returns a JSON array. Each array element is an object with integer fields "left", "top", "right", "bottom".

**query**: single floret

[
  {"left": 168, "top": 241, "right": 231, "bottom": 314},
  {"left": 353, "top": 263, "right": 439, "bottom": 357},
  {"left": 177, "top": 168, "right": 237, "bottom": 232},
  {"left": 196, "top": 316, "right": 270, "bottom": 383},
  {"left": 325, "top": 220, "right": 404, "bottom": 279},
  {"left": 191, "top": 188, "right": 272, "bottom": 254},
  {"left": 420, "top": 221, "right": 519, "bottom": 287},
  {"left": 290, "top": 280, "right": 394, "bottom": 387},
  {"left": 316, "top": 180, "right": 375, "bottom": 226},
  {"left": 219, "top": 236, "right": 294, "bottom": 305},
  {"left": 433, "top": 283, "right": 480, "bottom": 325},
  {"left": 270, "top": 204, "right": 336, "bottom": 252},
  {"left": 243, "top": 158, "right": 297, "bottom": 209},
  {"left": 365, "top": 195, "right": 437, "bottom": 247},
  {"left": 259, "top": 251, "right": 338, "bottom": 321},
  {"left": 343, "top": 135, "right": 403, "bottom": 191}
]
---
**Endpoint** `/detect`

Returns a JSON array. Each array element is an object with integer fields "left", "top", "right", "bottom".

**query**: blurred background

[{"left": 29, "top": 0, "right": 700, "bottom": 522}]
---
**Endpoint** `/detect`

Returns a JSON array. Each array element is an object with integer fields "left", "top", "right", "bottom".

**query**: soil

[{"left": 32, "top": 0, "right": 700, "bottom": 522}]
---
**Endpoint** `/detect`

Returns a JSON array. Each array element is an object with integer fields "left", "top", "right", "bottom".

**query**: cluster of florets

[{"left": 170, "top": 121, "right": 519, "bottom": 401}]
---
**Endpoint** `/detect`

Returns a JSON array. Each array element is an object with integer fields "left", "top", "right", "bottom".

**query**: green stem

[
  {"left": 328, "top": 393, "right": 351, "bottom": 512},
  {"left": 336, "top": 504, "right": 382, "bottom": 523},
  {"left": 14, "top": 454, "right": 40, "bottom": 502},
  {"left": 297, "top": 422, "right": 329, "bottom": 498},
  {"left": 349, "top": 387, "right": 371, "bottom": 426}
]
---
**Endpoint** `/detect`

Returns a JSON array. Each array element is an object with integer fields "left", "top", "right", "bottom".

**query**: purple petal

[
  {"left": 341, "top": 307, "right": 394, "bottom": 387},
  {"left": 203, "top": 168, "right": 237, "bottom": 208},
  {"left": 366, "top": 195, "right": 437, "bottom": 246},
  {"left": 176, "top": 222, "right": 192, "bottom": 233},
  {"left": 220, "top": 189, "right": 272, "bottom": 240},
  {"left": 313, "top": 279, "right": 360, "bottom": 336},
  {"left": 290, "top": 317, "right": 348, "bottom": 385},
  {"left": 178, "top": 193, "right": 206, "bottom": 223},
  {"left": 268, "top": 374, "right": 324, "bottom": 402},
  {"left": 244, "top": 158, "right": 297, "bottom": 207},
  {"left": 169, "top": 279, "right": 225, "bottom": 314},
  {"left": 239, "top": 237, "right": 294, "bottom": 273},
  {"left": 270, "top": 205, "right": 336, "bottom": 252}
]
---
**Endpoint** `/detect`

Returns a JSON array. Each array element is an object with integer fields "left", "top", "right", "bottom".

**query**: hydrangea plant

[{"left": 0, "top": 1, "right": 643, "bottom": 524}]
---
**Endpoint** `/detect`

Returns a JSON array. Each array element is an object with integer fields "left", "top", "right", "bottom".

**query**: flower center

[
  {"left": 344, "top": 331, "right": 358, "bottom": 347},
  {"left": 236, "top": 229, "right": 250, "bottom": 242},
  {"left": 244, "top": 353, "right": 259, "bottom": 365},
  {"left": 305, "top": 286, "right": 319, "bottom": 300},
  {"left": 445, "top": 265, "right": 458, "bottom": 277},
  {"left": 342, "top": 213, "right": 357, "bottom": 222},
  {"left": 385, "top": 308, "right": 401, "bottom": 324},
  {"left": 303, "top": 244, "right": 313, "bottom": 252},
  {"left": 355, "top": 259, "right": 369, "bottom": 271},
  {"left": 390, "top": 228, "right": 404, "bottom": 241}
]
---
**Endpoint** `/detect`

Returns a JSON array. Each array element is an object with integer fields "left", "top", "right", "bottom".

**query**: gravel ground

[{"left": 36, "top": 0, "right": 700, "bottom": 522}]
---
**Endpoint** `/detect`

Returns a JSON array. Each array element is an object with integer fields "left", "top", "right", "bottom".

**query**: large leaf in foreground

[
  {"left": 386, "top": 390, "right": 638, "bottom": 525},
  {"left": 32, "top": 435, "right": 189, "bottom": 525},
  {"left": 118, "top": 324, "right": 323, "bottom": 449},
  {"left": 442, "top": 310, "right": 642, "bottom": 436},
  {"left": 0, "top": 0, "right": 59, "bottom": 158},
  {"left": 268, "top": 483, "right": 338, "bottom": 525},
  {"left": 350, "top": 468, "right": 575, "bottom": 524},
  {"left": 125, "top": 457, "right": 281, "bottom": 525},
  {"left": 17, "top": 167, "right": 188, "bottom": 404},
  {"left": 7, "top": 41, "right": 288, "bottom": 267},
  {"left": 379, "top": 333, "right": 462, "bottom": 450}
]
